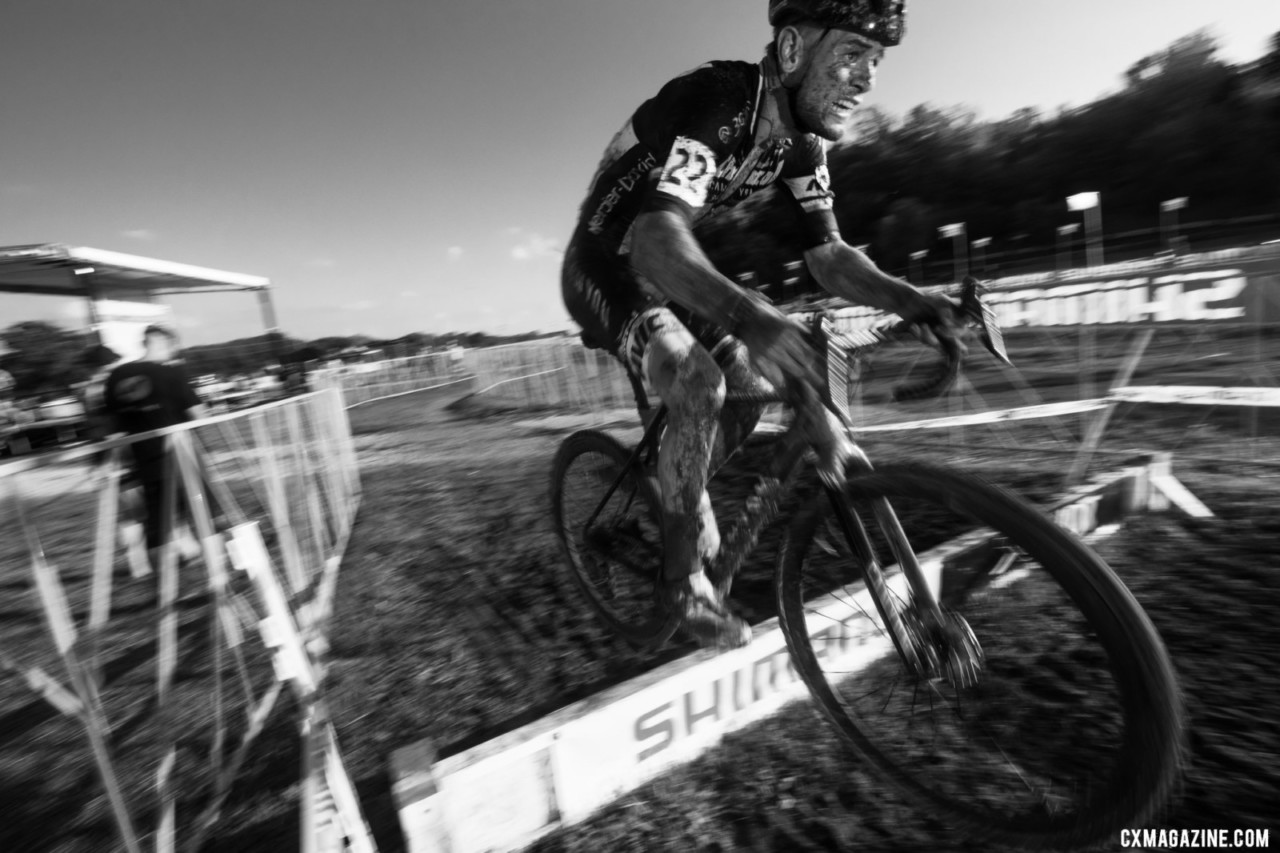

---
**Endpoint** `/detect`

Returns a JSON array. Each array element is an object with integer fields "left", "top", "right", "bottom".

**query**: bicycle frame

[{"left": 584, "top": 381, "right": 947, "bottom": 670}]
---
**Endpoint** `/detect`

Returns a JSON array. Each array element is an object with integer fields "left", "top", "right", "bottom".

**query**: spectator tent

[{"left": 0, "top": 243, "right": 277, "bottom": 358}]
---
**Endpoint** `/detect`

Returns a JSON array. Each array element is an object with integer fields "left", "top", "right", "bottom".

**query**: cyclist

[{"left": 561, "top": 0, "right": 961, "bottom": 649}]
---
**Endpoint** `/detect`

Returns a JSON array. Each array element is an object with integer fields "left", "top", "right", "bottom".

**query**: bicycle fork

[{"left": 823, "top": 471, "right": 983, "bottom": 687}]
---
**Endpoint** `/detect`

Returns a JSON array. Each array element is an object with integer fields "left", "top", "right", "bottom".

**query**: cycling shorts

[{"left": 561, "top": 228, "right": 742, "bottom": 382}]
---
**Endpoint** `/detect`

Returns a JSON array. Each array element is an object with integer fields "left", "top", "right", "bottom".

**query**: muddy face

[{"left": 793, "top": 30, "right": 884, "bottom": 142}]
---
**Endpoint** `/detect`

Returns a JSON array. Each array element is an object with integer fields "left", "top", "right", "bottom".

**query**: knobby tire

[
  {"left": 777, "top": 461, "right": 1183, "bottom": 850},
  {"left": 550, "top": 430, "right": 676, "bottom": 649}
]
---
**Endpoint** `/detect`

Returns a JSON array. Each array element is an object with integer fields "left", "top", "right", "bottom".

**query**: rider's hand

[
  {"left": 905, "top": 291, "right": 968, "bottom": 356},
  {"left": 733, "top": 302, "right": 821, "bottom": 392}
]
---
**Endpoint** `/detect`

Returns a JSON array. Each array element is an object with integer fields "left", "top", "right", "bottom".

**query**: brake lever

[{"left": 957, "top": 275, "right": 1011, "bottom": 365}]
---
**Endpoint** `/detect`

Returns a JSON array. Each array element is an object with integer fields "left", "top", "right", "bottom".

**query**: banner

[
  {"left": 821, "top": 247, "right": 1280, "bottom": 332},
  {"left": 979, "top": 248, "right": 1280, "bottom": 328}
]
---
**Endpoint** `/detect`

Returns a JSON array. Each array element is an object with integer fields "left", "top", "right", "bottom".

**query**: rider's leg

[
  {"left": 707, "top": 338, "right": 766, "bottom": 475},
  {"left": 631, "top": 310, "right": 750, "bottom": 648},
  {"left": 672, "top": 311, "right": 767, "bottom": 477},
  {"left": 641, "top": 318, "right": 724, "bottom": 583},
  {"left": 562, "top": 245, "right": 747, "bottom": 647}
]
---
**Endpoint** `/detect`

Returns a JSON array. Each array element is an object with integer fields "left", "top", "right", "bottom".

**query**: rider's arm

[
  {"left": 631, "top": 208, "right": 819, "bottom": 388},
  {"left": 630, "top": 210, "right": 760, "bottom": 334},
  {"left": 779, "top": 139, "right": 948, "bottom": 324},
  {"left": 805, "top": 240, "right": 946, "bottom": 322}
]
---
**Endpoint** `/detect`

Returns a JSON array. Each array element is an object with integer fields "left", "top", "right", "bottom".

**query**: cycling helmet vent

[{"left": 768, "top": 0, "right": 906, "bottom": 46}]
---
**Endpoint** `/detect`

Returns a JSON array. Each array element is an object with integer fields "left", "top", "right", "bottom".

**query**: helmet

[{"left": 768, "top": 0, "right": 906, "bottom": 46}]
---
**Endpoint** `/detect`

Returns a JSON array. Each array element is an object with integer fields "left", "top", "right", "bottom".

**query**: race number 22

[{"left": 657, "top": 137, "right": 717, "bottom": 208}]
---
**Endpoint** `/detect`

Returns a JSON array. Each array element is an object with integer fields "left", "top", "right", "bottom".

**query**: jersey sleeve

[
  {"left": 633, "top": 63, "right": 755, "bottom": 221},
  {"left": 780, "top": 135, "right": 841, "bottom": 248}
]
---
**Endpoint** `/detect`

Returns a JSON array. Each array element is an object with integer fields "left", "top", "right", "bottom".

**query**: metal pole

[
  {"left": 938, "top": 223, "right": 967, "bottom": 283},
  {"left": 255, "top": 287, "right": 285, "bottom": 365},
  {"left": 952, "top": 232, "right": 969, "bottom": 282},
  {"left": 971, "top": 238, "right": 991, "bottom": 277},
  {"left": 1085, "top": 206, "right": 1104, "bottom": 267},
  {"left": 1056, "top": 224, "right": 1079, "bottom": 275}
]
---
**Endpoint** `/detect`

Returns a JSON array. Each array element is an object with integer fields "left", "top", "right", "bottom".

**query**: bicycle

[{"left": 549, "top": 279, "right": 1184, "bottom": 850}]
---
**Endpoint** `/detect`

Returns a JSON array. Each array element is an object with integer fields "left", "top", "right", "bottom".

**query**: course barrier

[
  {"left": 466, "top": 339, "right": 636, "bottom": 413},
  {"left": 391, "top": 454, "right": 1198, "bottom": 853},
  {"left": 0, "top": 389, "right": 375, "bottom": 852},
  {"left": 311, "top": 351, "right": 465, "bottom": 408}
]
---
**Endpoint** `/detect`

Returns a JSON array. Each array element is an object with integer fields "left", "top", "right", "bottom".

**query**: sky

[{"left": 2, "top": 0, "right": 1278, "bottom": 346}]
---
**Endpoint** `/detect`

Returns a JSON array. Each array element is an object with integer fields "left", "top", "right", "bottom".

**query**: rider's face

[{"left": 794, "top": 30, "right": 884, "bottom": 142}]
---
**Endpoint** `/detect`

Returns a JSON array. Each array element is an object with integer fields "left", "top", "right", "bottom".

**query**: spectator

[
  {"left": 78, "top": 343, "right": 123, "bottom": 442},
  {"left": 104, "top": 324, "right": 207, "bottom": 571}
]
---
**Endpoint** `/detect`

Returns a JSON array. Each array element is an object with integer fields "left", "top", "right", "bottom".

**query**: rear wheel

[
  {"left": 777, "top": 461, "right": 1183, "bottom": 850},
  {"left": 550, "top": 430, "right": 676, "bottom": 648}
]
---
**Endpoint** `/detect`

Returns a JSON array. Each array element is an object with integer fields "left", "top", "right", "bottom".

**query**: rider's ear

[{"left": 776, "top": 25, "right": 808, "bottom": 78}]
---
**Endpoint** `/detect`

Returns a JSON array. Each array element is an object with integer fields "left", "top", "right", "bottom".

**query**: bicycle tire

[
  {"left": 550, "top": 430, "right": 677, "bottom": 648},
  {"left": 776, "top": 461, "right": 1183, "bottom": 850}
]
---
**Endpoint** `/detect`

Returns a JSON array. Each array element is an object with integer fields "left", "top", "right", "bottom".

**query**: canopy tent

[{"left": 0, "top": 243, "right": 280, "bottom": 356}]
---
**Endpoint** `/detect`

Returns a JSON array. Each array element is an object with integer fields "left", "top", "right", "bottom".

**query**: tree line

[{"left": 696, "top": 29, "right": 1280, "bottom": 295}]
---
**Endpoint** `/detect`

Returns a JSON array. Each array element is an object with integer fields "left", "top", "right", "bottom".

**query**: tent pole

[{"left": 256, "top": 287, "right": 284, "bottom": 363}]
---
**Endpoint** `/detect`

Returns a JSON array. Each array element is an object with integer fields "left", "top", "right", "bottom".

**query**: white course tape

[
  {"left": 754, "top": 399, "right": 1109, "bottom": 436},
  {"left": 853, "top": 398, "right": 1109, "bottom": 432},
  {"left": 1111, "top": 385, "right": 1280, "bottom": 407}
]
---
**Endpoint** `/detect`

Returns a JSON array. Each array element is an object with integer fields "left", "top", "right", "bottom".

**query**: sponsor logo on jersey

[
  {"left": 784, "top": 164, "right": 835, "bottom": 212},
  {"left": 588, "top": 150, "right": 659, "bottom": 235},
  {"left": 703, "top": 144, "right": 788, "bottom": 217},
  {"left": 717, "top": 102, "right": 752, "bottom": 144}
]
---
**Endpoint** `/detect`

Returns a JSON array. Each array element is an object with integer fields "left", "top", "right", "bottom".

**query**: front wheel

[
  {"left": 777, "top": 461, "right": 1183, "bottom": 850},
  {"left": 550, "top": 430, "right": 677, "bottom": 649}
]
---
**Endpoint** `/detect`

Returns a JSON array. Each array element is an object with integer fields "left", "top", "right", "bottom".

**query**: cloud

[
  {"left": 447, "top": 246, "right": 464, "bottom": 260},
  {"left": 307, "top": 257, "right": 336, "bottom": 268},
  {"left": 121, "top": 229, "right": 158, "bottom": 241},
  {"left": 510, "top": 231, "right": 562, "bottom": 261},
  {"left": 341, "top": 300, "right": 378, "bottom": 311}
]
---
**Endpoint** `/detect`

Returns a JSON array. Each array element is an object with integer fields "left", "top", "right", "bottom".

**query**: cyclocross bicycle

[{"left": 549, "top": 279, "right": 1183, "bottom": 850}]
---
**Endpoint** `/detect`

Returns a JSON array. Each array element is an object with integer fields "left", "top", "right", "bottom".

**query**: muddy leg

[
  {"left": 644, "top": 328, "right": 724, "bottom": 582},
  {"left": 708, "top": 339, "right": 767, "bottom": 475}
]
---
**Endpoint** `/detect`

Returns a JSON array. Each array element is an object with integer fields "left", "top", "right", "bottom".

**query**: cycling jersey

[
  {"left": 582, "top": 56, "right": 838, "bottom": 252},
  {"left": 564, "top": 55, "right": 840, "bottom": 353}
]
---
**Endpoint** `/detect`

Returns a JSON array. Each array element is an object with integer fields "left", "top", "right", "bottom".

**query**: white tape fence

[
  {"left": 310, "top": 351, "right": 468, "bottom": 409},
  {"left": 0, "top": 389, "right": 374, "bottom": 852}
]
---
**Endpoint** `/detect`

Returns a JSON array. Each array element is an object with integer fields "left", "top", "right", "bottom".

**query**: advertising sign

[{"left": 827, "top": 247, "right": 1280, "bottom": 332}]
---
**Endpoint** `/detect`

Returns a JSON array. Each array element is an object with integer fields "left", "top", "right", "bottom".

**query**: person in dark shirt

[{"left": 104, "top": 324, "right": 208, "bottom": 569}]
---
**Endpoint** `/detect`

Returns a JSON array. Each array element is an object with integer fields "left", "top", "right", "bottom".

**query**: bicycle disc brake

[{"left": 896, "top": 604, "right": 985, "bottom": 689}]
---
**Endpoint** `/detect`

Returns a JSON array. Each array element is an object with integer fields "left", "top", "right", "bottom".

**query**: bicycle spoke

[{"left": 553, "top": 432, "right": 670, "bottom": 645}]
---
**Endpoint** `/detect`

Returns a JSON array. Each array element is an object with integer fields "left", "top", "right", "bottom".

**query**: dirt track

[{"left": 310, "top": 385, "right": 1279, "bottom": 853}]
